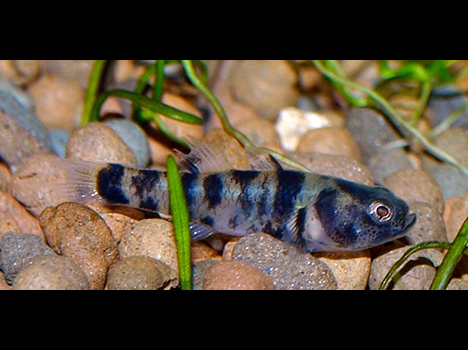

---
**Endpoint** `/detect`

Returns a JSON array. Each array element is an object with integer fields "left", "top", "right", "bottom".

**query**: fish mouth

[{"left": 403, "top": 213, "right": 417, "bottom": 231}]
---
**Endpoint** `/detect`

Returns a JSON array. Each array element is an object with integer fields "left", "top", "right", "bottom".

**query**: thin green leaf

[
  {"left": 81, "top": 60, "right": 107, "bottom": 126},
  {"left": 92, "top": 89, "right": 203, "bottom": 125},
  {"left": 167, "top": 155, "right": 192, "bottom": 291}
]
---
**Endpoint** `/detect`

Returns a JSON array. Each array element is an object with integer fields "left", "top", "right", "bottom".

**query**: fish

[{"left": 51, "top": 142, "right": 417, "bottom": 253}]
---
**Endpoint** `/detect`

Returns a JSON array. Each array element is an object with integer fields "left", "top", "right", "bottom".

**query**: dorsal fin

[
  {"left": 175, "top": 138, "right": 232, "bottom": 174},
  {"left": 245, "top": 147, "right": 284, "bottom": 172}
]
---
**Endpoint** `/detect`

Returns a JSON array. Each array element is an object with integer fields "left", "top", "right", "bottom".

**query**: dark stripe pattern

[
  {"left": 132, "top": 170, "right": 161, "bottom": 211},
  {"left": 203, "top": 174, "right": 224, "bottom": 210},
  {"left": 232, "top": 170, "right": 260, "bottom": 216},
  {"left": 274, "top": 170, "right": 306, "bottom": 217},
  {"left": 97, "top": 164, "right": 130, "bottom": 204}
]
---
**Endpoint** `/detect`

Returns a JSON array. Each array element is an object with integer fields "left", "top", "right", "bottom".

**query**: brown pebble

[
  {"left": 40, "top": 202, "right": 118, "bottom": 290},
  {"left": 0, "top": 163, "right": 11, "bottom": 192},
  {"left": 191, "top": 241, "right": 222, "bottom": 264},
  {"left": 233, "top": 118, "right": 281, "bottom": 148},
  {"left": 229, "top": 60, "right": 299, "bottom": 120},
  {"left": 434, "top": 128, "right": 468, "bottom": 168},
  {"left": 12, "top": 255, "right": 90, "bottom": 290},
  {"left": 118, "top": 219, "right": 179, "bottom": 289},
  {"left": 28, "top": 74, "right": 84, "bottom": 131},
  {"left": 106, "top": 256, "right": 169, "bottom": 290},
  {"left": 0, "top": 60, "right": 41, "bottom": 85},
  {"left": 11, "top": 154, "right": 68, "bottom": 217},
  {"left": 222, "top": 237, "right": 242, "bottom": 261},
  {"left": 203, "top": 261, "right": 275, "bottom": 290},
  {"left": 297, "top": 127, "right": 362, "bottom": 162},
  {"left": 66, "top": 122, "right": 138, "bottom": 167},
  {"left": 0, "top": 190, "right": 42, "bottom": 236},
  {"left": 0, "top": 273, "right": 10, "bottom": 290},
  {"left": 384, "top": 168, "right": 444, "bottom": 213},
  {"left": 314, "top": 250, "right": 371, "bottom": 290},
  {"left": 444, "top": 196, "right": 468, "bottom": 242},
  {"left": 0, "top": 218, "right": 21, "bottom": 239},
  {"left": 406, "top": 202, "right": 448, "bottom": 245}
]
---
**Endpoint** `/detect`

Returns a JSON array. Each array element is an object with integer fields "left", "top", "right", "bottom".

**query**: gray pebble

[
  {"left": 50, "top": 129, "right": 70, "bottom": 158},
  {"left": 0, "top": 76, "right": 36, "bottom": 112},
  {"left": 0, "top": 232, "right": 56, "bottom": 284},
  {"left": 429, "top": 164, "right": 468, "bottom": 201},
  {"left": 346, "top": 107, "right": 401, "bottom": 164},
  {"left": 405, "top": 202, "right": 448, "bottom": 245},
  {"left": 232, "top": 233, "right": 338, "bottom": 290},
  {"left": 428, "top": 85, "right": 468, "bottom": 129},
  {"left": 104, "top": 119, "right": 151, "bottom": 167},
  {"left": 367, "top": 148, "right": 413, "bottom": 185},
  {"left": 369, "top": 246, "right": 444, "bottom": 290},
  {"left": 192, "top": 259, "right": 220, "bottom": 291}
]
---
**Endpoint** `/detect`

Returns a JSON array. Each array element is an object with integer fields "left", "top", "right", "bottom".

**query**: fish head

[{"left": 310, "top": 178, "right": 417, "bottom": 252}]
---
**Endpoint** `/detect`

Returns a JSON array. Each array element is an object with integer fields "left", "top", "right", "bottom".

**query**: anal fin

[{"left": 190, "top": 222, "right": 218, "bottom": 241}]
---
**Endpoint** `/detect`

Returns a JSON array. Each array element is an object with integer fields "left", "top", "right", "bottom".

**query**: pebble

[
  {"left": 0, "top": 273, "right": 9, "bottom": 290},
  {"left": 275, "top": 107, "right": 344, "bottom": 152},
  {"left": 383, "top": 168, "right": 444, "bottom": 214},
  {"left": 104, "top": 118, "right": 151, "bottom": 167},
  {"left": 203, "top": 261, "right": 276, "bottom": 290},
  {"left": 346, "top": 107, "right": 401, "bottom": 164},
  {"left": 0, "top": 218, "right": 20, "bottom": 238},
  {"left": 229, "top": 60, "right": 299, "bottom": 120},
  {"left": 367, "top": 148, "right": 413, "bottom": 185},
  {"left": 434, "top": 128, "right": 468, "bottom": 167},
  {"left": 98, "top": 212, "right": 137, "bottom": 245},
  {"left": 0, "top": 232, "right": 56, "bottom": 284},
  {"left": 0, "top": 89, "right": 53, "bottom": 169},
  {"left": 443, "top": 196, "right": 468, "bottom": 242},
  {"left": 405, "top": 202, "right": 448, "bottom": 245},
  {"left": 41, "top": 60, "right": 94, "bottom": 89},
  {"left": 233, "top": 117, "right": 281, "bottom": 148},
  {"left": 192, "top": 259, "right": 219, "bottom": 291},
  {"left": 12, "top": 255, "right": 90, "bottom": 290},
  {"left": 49, "top": 129, "right": 70, "bottom": 158},
  {"left": 0, "top": 163, "right": 11, "bottom": 192},
  {"left": 314, "top": 250, "right": 371, "bottom": 290},
  {"left": 66, "top": 122, "right": 138, "bottom": 167},
  {"left": 28, "top": 75, "right": 84, "bottom": 131},
  {"left": 430, "top": 165, "right": 468, "bottom": 201},
  {"left": 0, "top": 75, "right": 36, "bottom": 112},
  {"left": 0, "top": 60, "right": 41, "bottom": 86},
  {"left": 11, "top": 154, "right": 68, "bottom": 217},
  {"left": 232, "top": 233, "right": 338, "bottom": 290},
  {"left": 447, "top": 278, "right": 468, "bottom": 290},
  {"left": 191, "top": 241, "right": 222, "bottom": 264},
  {"left": 427, "top": 85, "right": 468, "bottom": 129},
  {"left": 369, "top": 246, "right": 444, "bottom": 290},
  {"left": 118, "top": 219, "right": 179, "bottom": 289},
  {"left": 292, "top": 153, "right": 374, "bottom": 186},
  {"left": 106, "top": 256, "right": 172, "bottom": 290},
  {"left": 40, "top": 202, "right": 118, "bottom": 290},
  {"left": 296, "top": 127, "right": 362, "bottom": 162},
  {"left": 0, "top": 190, "right": 42, "bottom": 235}
]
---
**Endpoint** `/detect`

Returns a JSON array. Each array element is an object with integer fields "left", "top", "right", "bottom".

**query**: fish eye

[{"left": 369, "top": 201, "right": 394, "bottom": 222}]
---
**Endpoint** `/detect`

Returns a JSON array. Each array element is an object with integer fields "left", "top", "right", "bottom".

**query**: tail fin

[{"left": 46, "top": 158, "right": 109, "bottom": 206}]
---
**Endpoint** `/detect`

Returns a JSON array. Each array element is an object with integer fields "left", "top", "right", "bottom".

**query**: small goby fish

[{"left": 53, "top": 143, "right": 416, "bottom": 253}]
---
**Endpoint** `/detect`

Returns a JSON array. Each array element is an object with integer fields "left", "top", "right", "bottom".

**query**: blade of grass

[
  {"left": 167, "top": 155, "right": 192, "bottom": 290},
  {"left": 81, "top": 60, "right": 107, "bottom": 127},
  {"left": 92, "top": 89, "right": 203, "bottom": 125},
  {"left": 430, "top": 218, "right": 468, "bottom": 290}
]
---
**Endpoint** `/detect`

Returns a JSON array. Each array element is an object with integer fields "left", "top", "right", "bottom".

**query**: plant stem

[
  {"left": 167, "top": 155, "right": 192, "bottom": 291},
  {"left": 81, "top": 60, "right": 107, "bottom": 126},
  {"left": 430, "top": 219, "right": 468, "bottom": 290}
]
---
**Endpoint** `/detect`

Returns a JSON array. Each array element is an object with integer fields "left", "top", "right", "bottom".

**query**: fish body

[{"left": 66, "top": 157, "right": 416, "bottom": 253}]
